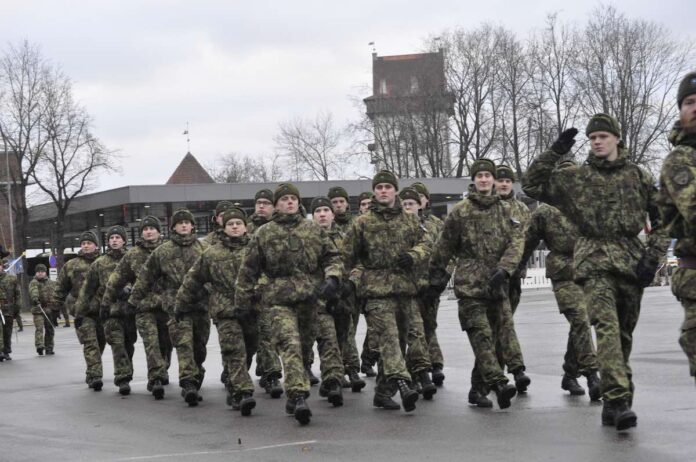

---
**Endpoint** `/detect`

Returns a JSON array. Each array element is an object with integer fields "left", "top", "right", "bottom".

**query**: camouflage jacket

[
  {"left": 522, "top": 203, "right": 578, "bottom": 282},
  {"left": 522, "top": 147, "right": 669, "bottom": 282},
  {"left": 341, "top": 199, "right": 431, "bottom": 299},
  {"left": 54, "top": 250, "right": 101, "bottom": 305},
  {"left": 236, "top": 212, "right": 342, "bottom": 307},
  {"left": 430, "top": 186, "right": 524, "bottom": 300},
  {"left": 413, "top": 212, "right": 443, "bottom": 291},
  {"left": 659, "top": 123, "right": 696, "bottom": 260},
  {"left": 103, "top": 238, "right": 164, "bottom": 316},
  {"left": 0, "top": 272, "right": 21, "bottom": 316},
  {"left": 129, "top": 232, "right": 208, "bottom": 314},
  {"left": 334, "top": 212, "right": 354, "bottom": 234},
  {"left": 500, "top": 191, "right": 531, "bottom": 278},
  {"left": 202, "top": 230, "right": 221, "bottom": 246},
  {"left": 75, "top": 247, "right": 127, "bottom": 318},
  {"left": 29, "top": 277, "right": 58, "bottom": 314},
  {"left": 176, "top": 232, "right": 249, "bottom": 320},
  {"left": 246, "top": 213, "right": 270, "bottom": 236}
]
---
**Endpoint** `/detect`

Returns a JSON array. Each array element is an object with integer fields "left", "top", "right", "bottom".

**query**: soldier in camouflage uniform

[
  {"left": 358, "top": 191, "right": 373, "bottom": 215},
  {"left": 103, "top": 216, "right": 169, "bottom": 399},
  {"left": 203, "top": 200, "right": 234, "bottom": 246},
  {"left": 520, "top": 171, "right": 601, "bottom": 399},
  {"left": 75, "top": 226, "right": 133, "bottom": 395},
  {"left": 342, "top": 171, "right": 431, "bottom": 413},
  {"left": 236, "top": 183, "right": 343, "bottom": 425},
  {"left": 55, "top": 231, "right": 101, "bottom": 386},
  {"left": 658, "top": 72, "right": 696, "bottom": 385},
  {"left": 328, "top": 186, "right": 353, "bottom": 233},
  {"left": 0, "top": 260, "right": 22, "bottom": 361},
  {"left": 176, "top": 207, "right": 258, "bottom": 415},
  {"left": 29, "top": 264, "right": 58, "bottom": 356},
  {"left": 356, "top": 191, "right": 379, "bottom": 376},
  {"left": 523, "top": 114, "right": 669, "bottom": 430},
  {"left": 311, "top": 196, "right": 365, "bottom": 397},
  {"left": 429, "top": 159, "right": 520, "bottom": 410},
  {"left": 130, "top": 209, "right": 210, "bottom": 406}
]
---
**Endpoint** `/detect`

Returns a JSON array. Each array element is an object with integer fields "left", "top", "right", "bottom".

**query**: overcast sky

[{"left": 2, "top": 0, "right": 694, "bottom": 195}]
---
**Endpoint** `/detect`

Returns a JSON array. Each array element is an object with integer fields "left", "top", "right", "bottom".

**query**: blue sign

[{"left": 49, "top": 255, "right": 57, "bottom": 268}]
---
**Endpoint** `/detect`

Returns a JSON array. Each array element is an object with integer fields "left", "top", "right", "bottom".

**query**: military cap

[
  {"left": 496, "top": 165, "right": 516, "bottom": 182},
  {"left": 35, "top": 264, "right": 47, "bottom": 273},
  {"left": 358, "top": 191, "right": 374, "bottom": 202},
  {"left": 255, "top": 189, "right": 274, "bottom": 203},
  {"left": 678, "top": 72, "right": 696, "bottom": 108},
  {"left": 327, "top": 186, "right": 349, "bottom": 200},
  {"left": 221, "top": 207, "right": 247, "bottom": 226},
  {"left": 274, "top": 183, "right": 301, "bottom": 205},
  {"left": 310, "top": 196, "right": 334, "bottom": 214},
  {"left": 410, "top": 182, "right": 430, "bottom": 199},
  {"left": 585, "top": 113, "right": 621, "bottom": 138},
  {"left": 399, "top": 187, "right": 421, "bottom": 204},
  {"left": 139, "top": 215, "right": 161, "bottom": 233},
  {"left": 79, "top": 230, "right": 99, "bottom": 246},
  {"left": 372, "top": 170, "right": 399, "bottom": 191},
  {"left": 107, "top": 225, "right": 128, "bottom": 242},
  {"left": 470, "top": 158, "right": 496, "bottom": 180},
  {"left": 170, "top": 209, "right": 196, "bottom": 230},
  {"left": 215, "top": 200, "right": 235, "bottom": 216}
]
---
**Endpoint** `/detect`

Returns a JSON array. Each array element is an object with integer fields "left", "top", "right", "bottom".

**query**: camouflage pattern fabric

[
  {"left": 217, "top": 317, "right": 254, "bottom": 397},
  {"left": 0, "top": 272, "right": 21, "bottom": 354},
  {"left": 316, "top": 301, "right": 347, "bottom": 384},
  {"left": 55, "top": 250, "right": 100, "bottom": 315},
  {"left": 29, "top": 277, "right": 58, "bottom": 350},
  {"left": 333, "top": 211, "right": 354, "bottom": 234},
  {"left": 552, "top": 280, "right": 598, "bottom": 377},
  {"left": 78, "top": 316, "right": 106, "bottom": 381},
  {"left": 464, "top": 297, "right": 512, "bottom": 389},
  {"left": 104, "top": 317, "right": 138, "bottom": 385},
  {"left": 136, "top": 311, "right": 171, "bottom": 383},
  {"left": 168, "top": 312, "right": 210, "bottom": 387}
]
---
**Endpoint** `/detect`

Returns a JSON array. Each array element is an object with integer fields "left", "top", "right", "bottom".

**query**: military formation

[{"left": 1, "top": 72, "right": 695, "bottom": 432}]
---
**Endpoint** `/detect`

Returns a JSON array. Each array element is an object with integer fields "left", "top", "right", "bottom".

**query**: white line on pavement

[{"left": 113, "top": 440, "right": 318, "bottom": 461}]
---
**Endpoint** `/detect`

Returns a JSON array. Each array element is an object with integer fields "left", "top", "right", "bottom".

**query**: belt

[{"left": 678, "top": 256, "right": 696, "bottom": 269}]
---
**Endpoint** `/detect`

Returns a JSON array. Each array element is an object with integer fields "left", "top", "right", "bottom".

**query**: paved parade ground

[{"left": 1, "top": 286, "right": 693, "bottom": 462}]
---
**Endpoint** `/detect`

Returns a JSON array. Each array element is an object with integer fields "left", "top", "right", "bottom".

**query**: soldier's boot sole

[
  {"left": 240, "top": 397, "right": 256, "bottom": 416},
  {"left": 118, "top": 383, "right": 131, "bottom": 396},
  {"left": 400, "top": 389, "right": 419, "bottom": 412},
  {"left": 328, "top": 388, "right": 344, "bottom": 407},
  {"left": 494, "top": 384, "right": 517, "bottom": 409},
  {"left": 294, "top": 404, "right": 312, "bottom": 425}
]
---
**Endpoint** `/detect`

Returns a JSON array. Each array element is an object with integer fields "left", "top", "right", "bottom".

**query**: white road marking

[{"left": 114, "top": 440, "right": 318, "bottom": 461}]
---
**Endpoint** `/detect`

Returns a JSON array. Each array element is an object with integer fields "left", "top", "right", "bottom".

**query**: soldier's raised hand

[{"left": 551, "top": 128, "right": 579, "bottom": 155}]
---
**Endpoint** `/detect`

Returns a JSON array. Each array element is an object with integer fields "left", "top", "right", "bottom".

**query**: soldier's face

[
  {"left": 224, "top": 218, "right": 246, "bottom": 237},
  {"left": 141, "top": 226, "right": 160, "bottom": 242},
  {"left": 215, "top": 213, "right": 224, "bottom": 226},
  {"left": 81, "top": 241, "right": 97, "bottom": 253},
  {"left": 589, "top": 131, "right": 619, "bottom": 161},
  {"left": 174, "top": 220, "right": 193, "bottom": 235},
  {"left": 276, "top": 195, "right": 299, "bottom": 214},
  {"left": 680, "top": 95, "right": 696, "bottom": 134},
  {"left": 109, "top": 234, "right": 125, "bottom": 250},
  {"left": 374, "top": 183, "right": 396, "bottom": 207},
  {"left": 495, "top": 178, "right": 514, "bottom": 195},
  {"left": 402, "top": 199, "right": 420, "bottom": 214},
  {"left": 474, "top": 171, "right": 494, "bottom": 195},
  {"left": 36, "top": 271, "right": 47, "bottom": 279},
  {"left": 330, "top": 197, "right": 348, "bottom": 214},
  {"left": 359, "top": 198, "right": 371, "bottom": 214},
  {"left": 255, "top": 199, "right": 274, "bottom": 218},
  {"left": 418, "top": 193, "right": 429, "bottom": 209},
  {"left": 313, "top": 206, "right": 334, "bottom": 229}
]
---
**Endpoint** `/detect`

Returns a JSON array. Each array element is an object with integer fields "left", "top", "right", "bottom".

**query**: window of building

[
  {"left": 379, "top": 78, "right": 387, "bottom": 95},
  {"left": 410, "top": 76, "right": 419, "bottom": 93}
]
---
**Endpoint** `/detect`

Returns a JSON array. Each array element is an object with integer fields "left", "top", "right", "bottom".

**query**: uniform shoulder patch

[{"left": 673, "top": 167, "right": 693, "bottom": 187}]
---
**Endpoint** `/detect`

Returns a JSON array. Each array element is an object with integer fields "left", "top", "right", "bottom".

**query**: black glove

[
  {"left": 325, "top": 299, "right": 339, "bottom": 317},
  {"left": 233, "top": 306, "right": 253, "bottom": 323},
  {"left": 99, "top": 306, "right": 110, "bottom": 321},
  {"left": 551, "top": 128, "right": 578, "bottom": 155},
  {"left": 428, "top": 267, "right": 450, "bottom": 295},
  {"left": 74, "top": 317, "right": 83, "bottom": 329},
  {"left": 636, "top": 254, "right": 659, "bottom": 288},
  {"left": 396, "top": 253, "right": 414, "bottom": 269},
  {"left": 174, "top": 311, "right": 186, "bottom": 323},
  {"left": 341, "top": 280, "right": 356, "bottom": 298},
  {"left": 318, "top": 277, "right": 340, "bottom": 302},
  {"left": 488, "top": 268, "right": 509, "bottom": 291}
]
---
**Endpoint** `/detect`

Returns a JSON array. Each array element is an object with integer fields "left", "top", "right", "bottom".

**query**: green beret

[
  {"left": 255, "top": 189, "right": 274, "bottom": 203},
  {"left": 35, "top": 264, "right": 47, "bottom": 273},
  {"left": 107, "top": 225, "right": 128, "bottom": 242},
  {"left": 310, "top": 196, "right": 334, "bottom": 214},
  {"left": 274, "top": 183, "right": 301, "bottom": 205},
  {"left": 399, "top": 187, "right": 420, "bottom": 203},
  {"left": 372, "top": 170, "right": 399, "bottom": 191},
  {"left": 410, "top": 182, "right": 429, "bottom": 199},
  {"left": 327, "top": 186, "right": 349, "bottom": 200},
  {"left": 215, "top": 200, "right": 235, "bottom": 216},
  {"left": 678, "top": 72, "right": 696, "bottom": 108},
  {"left": 496, "top": 165, "right": 516, "bottom": 182},
  {"left": 170, "top": 209, "right": 196, "bottom": 230},
  {"left": 139, "top": 215, "right": 161, "bottom": 233},
  {"left": 586, "top": 113, "right": 621, "bottom": 138},
  {"left": 470, "top": 159, "right": 496, "bottom": 180},
  {"left": 358, "top": 191, "right": 374, "bottom": 202},
  {"left": 79, "top": 230, "right": 99, "bottom": 246},
  {"left": 221, "top": 207, "right": 247, "bottom": 225}
]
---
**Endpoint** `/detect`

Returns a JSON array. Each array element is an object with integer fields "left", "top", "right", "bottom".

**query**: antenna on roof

[
  {"left": 182, "top": 122, "right": 191, "bottom": 153},
  {"left": 368, "top": 41, "right": 376, "bottom": 53}
]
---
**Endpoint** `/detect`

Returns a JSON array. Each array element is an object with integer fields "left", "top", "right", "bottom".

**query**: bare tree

[{"left": 208, "top": 152, "right": 281, "bottom": 183}]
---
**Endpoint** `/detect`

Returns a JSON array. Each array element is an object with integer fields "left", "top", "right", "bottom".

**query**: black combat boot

[
  {"left": 151, "top": 380, "right": 165, "bottom": 400},
  {"left": 586, "top": 373, "right": 601, "bottom": 401},
  {"left": 118, "top": 381, "right": 131, "bottom": 396},
  {"left": 373, "top": 394, "right": 401, "bottom": 410},
  {"left": 613, "top": 401, "right": 637, "bottom": 431},
  {"left": 561, "top": 375, "right": 585, "bottom": 396},
  {"left": 601, "top": 400, "right": 615, "bottom": 426},
  {"left": 3, "top": 352, "right": 11, "bottom": 361},
  {"left": 220, "top": 370, "right": 228, "bottom": 385},
  {"left": 306, "top": 366, "right": 319, "bottom": 386},
  {"left": 513, "top": 370, "right": 531, "bottom": 393},
  {"left": 239, "top": 393, "right": 256, "bottom": 416},
  {"left": 326, "top": 380, "right": 344, "bottom": 407},
  {"left": 341, "top": 376, "right": 351, "bottom": 388},
  {"left": 417, "top": 371, "right": 437, "bottom": 400},
  {"left": 294, "top": 396, "right": 312, "bottom": 425},
  {"left": 468, "top": 387, "right": 493, "bottom": 408},
  {"left": 431, "top": 365, "right": 445, "bottom": 386},
  {"left": 46, "top": 348, "right": 55, "bottom": 355},
  {"left": 396, "top": 379, "right": 418, "bottom": 412},
  {"left": 266, "top": 375, "right": 283, "bottom": 399},
  {"left": 37, "top": 347, "right": 44, "bottom": 356},
  {"left": 259, "top": 376, "right": 268, "bottom": 389},
  {"left": 319, "top": 381, "right": 330, "bottom": 398},
  {"left": 361, "top": 362, "right": 377, "bottom": 377},
  {"left": 347, "top": 369, "right": 366, "bottom": 392},
  {"left": 492, "top": 382, "right": 517, "bottom": 409},
  {"left": 0, "top": 352, "right": 4, "bottom": 362},
  {"left": 90, "top": 377, "right": 103, "bottom": 392},
  {"left": 181, "top": 383, "right": 199, "bottom": 407}
]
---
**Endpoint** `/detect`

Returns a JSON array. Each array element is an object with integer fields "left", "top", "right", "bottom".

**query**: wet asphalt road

[{"left": 1, "top": 286, "right": 693, "bottom": 462}]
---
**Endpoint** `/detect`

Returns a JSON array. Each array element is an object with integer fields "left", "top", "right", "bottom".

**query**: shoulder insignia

[{"left": 673, "top": 168, "right": 693, "bottom": 188}]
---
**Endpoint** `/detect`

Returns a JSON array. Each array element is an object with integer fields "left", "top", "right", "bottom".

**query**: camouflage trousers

[
  {"left": 60, "top": 303, "right": 71, "bottom": 326},
  {"left": 495, "top": 277, "right": 526, "bottom": 373},
  {"left": 217, "top": 317, "right": 254, "bottom": 397},
  {"left": 33, "top": 312, "right": 57, "bottom": 350},
  {"left": 0, "top": 314, "right": 13, "bottom": 353},
  {"left": 316, "top": 302, "right": 346, "bottom": 384},
  {"left": 78, "top": 316, "right": 106, "bottom": 381},
  {"left": 218, "top": 315, "right": 258, "bottom": 383},
  {"left": 104, "top": 316, "right": 138, "bottom": 385},
  {"left": 255, "top": 306, "right": 282, "bottom": 380},
  {"left": 552, "top": 280, "right": 598, "bottom": 377},
  {"left": 135, "top": 311, "right": 172, "bottom": 384},
  {"left": 672, "top": 267, "right": 696, "bottom": 377},
  {"left": 168, "top": 312, "right": 210, "bottom": 388},
  {"left": 416, "top": 294, "right": 444, "bottom": 368},
  {"left": 365, "top": 297, "right": 430, "bottom": 397},
  {"left": 333, "top": 295, "right": 360, "bottom": 373},
  {"left": 357, "top": 299, "right": 380, "bottom": 367},
  {"left": 462, "top": 297, "right": 512, "bottom": 390},
  {"left": 583, "top": 275, "right": 642, "bottom": 403},
  {"left": 509, "top": 276, "right": 523, "bottom": 314}
]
